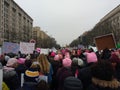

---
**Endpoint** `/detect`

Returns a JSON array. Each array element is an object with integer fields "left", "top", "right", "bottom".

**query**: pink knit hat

[
  {"left": 36, "top": 48, "right": 41, "bottom": 53},
  {"left": 17, "top": 58, "right": 26, "bottom": 64},
  {"left": 62, "top": 58, "right": 72, "bottom": 67},
  {"left": 54, "top": 55, "right": 59, "bottom": 61},
  {"left": 6, "top": 58, "right": 18, "bottom": 67},
  {"left": 51, "top": 52, "right": 56, "bottom": 57},
  {"left": 86, "top": 52, "right": 97, "bottom": 63}
]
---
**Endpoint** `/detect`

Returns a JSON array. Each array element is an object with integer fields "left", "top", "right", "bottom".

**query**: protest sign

[
  {"left": 95, "top": 33, "right": 116, "bottom": 51},
  {"left": 20, "top": 42, "right": 35, "bottom": 54},
  {"left": 2, "top": 42, "right": 19, "bottom": 54},
  {"left": 40, "top": 48, "right": 49, "bottom": 55}
]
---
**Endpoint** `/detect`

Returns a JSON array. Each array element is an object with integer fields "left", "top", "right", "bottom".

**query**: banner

[
  {"left": 2, "top": 42, "right": 19, "bottom": 54},
  {"left": 40, "top": 48, "right": 49, "bottom": 55},
  {"left": 95, "top": 33, "right": 116, "bottom": 51},
  {"left": 20, "top": 42, "right": 35, "bottom": 54},
  {"left": 88, "top": 45, "right": 97, "bottom": 52}
]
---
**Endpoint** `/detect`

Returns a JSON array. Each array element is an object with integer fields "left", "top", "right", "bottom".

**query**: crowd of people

[{"left": 0, "top": 47, "right": 120, "bottom": 90}]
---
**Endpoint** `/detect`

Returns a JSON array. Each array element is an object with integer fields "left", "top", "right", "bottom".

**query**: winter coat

[
  {"left": 3, "top": 67, "right": 20, "bottom": 90},
  {"left": 64, "top": 76, "right": 83, "bottom": 90},
  {"left": 22, "top": 82, "right": 37, "bottom": 90},
  {"left": 78, "top": 66, "right": 92, "bottom": 90},
  {"left": 87, "top": 77, "right": 120, "bottom": 90},
  {"left": 15, "top": 64, "right": 27, "bottom": 83},
  {"left": 56, "top": 67, "right": 73, "bottom": 90},
  {"left": 24, "top": 68, "right": 40, "bottom": 83}
]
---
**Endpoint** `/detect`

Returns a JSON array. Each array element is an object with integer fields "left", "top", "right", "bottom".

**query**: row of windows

[{"left": 3, "top": 3, "right": 32, "bottom": 25}]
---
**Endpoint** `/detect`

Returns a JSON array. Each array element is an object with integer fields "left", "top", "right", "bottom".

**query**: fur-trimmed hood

[{"left": 92, "top": 77, "right": 120, "bottom": 89}]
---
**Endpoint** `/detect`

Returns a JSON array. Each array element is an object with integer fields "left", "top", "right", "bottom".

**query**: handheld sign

[
  {"left": 20, "top": 42, "right": 35, "bottom": 54},
  {"left": 94, "top": 33, "right": 116, "bottom": 51}
]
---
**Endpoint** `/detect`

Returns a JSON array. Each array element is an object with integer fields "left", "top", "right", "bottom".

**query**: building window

[
  {"left": 12, "top": 7, "right": 16, "bottom": 12},
  {"left": 4, "top": 1, "right": 9, "bottom": 7}
]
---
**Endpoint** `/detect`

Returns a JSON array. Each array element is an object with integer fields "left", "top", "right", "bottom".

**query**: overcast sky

[{"left": 14, "top": 0, "right": 120, "bottom": 46}]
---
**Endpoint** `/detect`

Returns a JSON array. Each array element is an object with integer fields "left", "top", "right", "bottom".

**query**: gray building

[
  {"left": 93, "top": 4, "right": 120, "bottom": 44},
  {"left": 0, "top": 0, "right": 33, "bottom": 45}
]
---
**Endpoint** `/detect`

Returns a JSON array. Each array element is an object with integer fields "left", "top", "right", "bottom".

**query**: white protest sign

[
  {"left": 40, "top": 48, "right": 49, "bottom": 55},
  {"left": 20, "top": 42, "right": 35, "bottom": 54},
  {"left": 88, "top": 45, "right": 98, "bottom": 52},
  {"left": 51, "top": 47, "right": 57, "bottom": 53}
]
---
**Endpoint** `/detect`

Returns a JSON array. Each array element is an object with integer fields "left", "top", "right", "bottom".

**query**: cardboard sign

[{"left": 95, "top": 33, "right": 116, "bottom": 51}]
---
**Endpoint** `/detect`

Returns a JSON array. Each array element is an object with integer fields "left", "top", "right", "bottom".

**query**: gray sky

[{"left": 15, "top": 0, "right": 120, "bottom": 46}]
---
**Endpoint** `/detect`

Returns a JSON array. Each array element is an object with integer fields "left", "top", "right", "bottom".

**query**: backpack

[{"left": 64, "top": 76, "right": 83, "bottom": 90}]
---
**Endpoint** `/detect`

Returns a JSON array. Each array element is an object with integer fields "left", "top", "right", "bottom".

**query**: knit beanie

[
  {"left": 24, "top": 68, "right": 40, "bottom": 82},
  {"left": 36, "top": 48, "right": 41, "bottom": 53},
  {"left": 62, "top": 58, "right": 72, "bottom": 67},
  {"left": 86, "top": 52, "right": 97, "bottom": 63},
  {"left": 6, "top": 58, "right": 17, "bottom": 67},
  {"left": 50, "top": 52, "right": 55, "bottom": 57},
  {"left": 54, "top": 55, "right": 60, "bottom": 61},
  {"left": 5, "top": 55, "right": 10, "bottom": 62},
  {"left": 64, "top": 76, "right": 83, "bottom": 90},
  {"left": 17, "top": 58, "right": 26, "bottom": 64},
  {"left": 72, "top": 58, "right": 84, "bottom": 67}
]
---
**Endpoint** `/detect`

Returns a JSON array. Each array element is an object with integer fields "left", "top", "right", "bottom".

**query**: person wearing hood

[{"left": 87, "top": 60, "right": 120, "bottom": 90}]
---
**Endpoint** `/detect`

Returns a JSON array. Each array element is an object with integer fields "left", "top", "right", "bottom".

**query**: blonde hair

[
  {"left": 30, "top": 61, "right": 40, "bottom": 68},
  {"left": 30, "top": 61, "right": 41, "bottom": 71},
  {"left": 37, "top": 54, "right": 50, "bottom": 74}
]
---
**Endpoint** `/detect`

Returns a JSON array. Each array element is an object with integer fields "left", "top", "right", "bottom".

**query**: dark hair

[
  {"left": 91, "top": 60, "right": 114, "bottom": 81},
  {"left": 89, "top": 48, "right": 94, "bottom": 52},
  {"left": 24, "top": 60, "right": 32, "bottom": 68}
]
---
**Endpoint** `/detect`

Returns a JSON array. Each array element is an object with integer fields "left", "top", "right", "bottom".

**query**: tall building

[
  {"left": 95, "top": 4, "right": 120, "bottom": 43},
  {"left": 74, "top": 4, "right": 120, "bottom": 46},
  {"left": 32, "top": 26, "right": 49, "bottom": 47},
  {"left": 0, "top": 0, "right": 33, "bottom": 46},
  {"left": 32, "top": 27, "right": 49, "bottom": 40}
]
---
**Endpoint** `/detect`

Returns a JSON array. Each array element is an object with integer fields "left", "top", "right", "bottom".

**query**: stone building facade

[
  {"left": 0, "top": 0, "right": 33, "bottom": 45},
  {"left": 74, "top": 4, "right": 120, "bottom": 47},
  {"left": 32, "top": 26, "right": 49, "bottom": 47},
  {"left": 94, "top": 4, "right": 120, "bottom": 44},
  {"left": 32, "top": 27, "right": 49, "bottom": 40}
]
